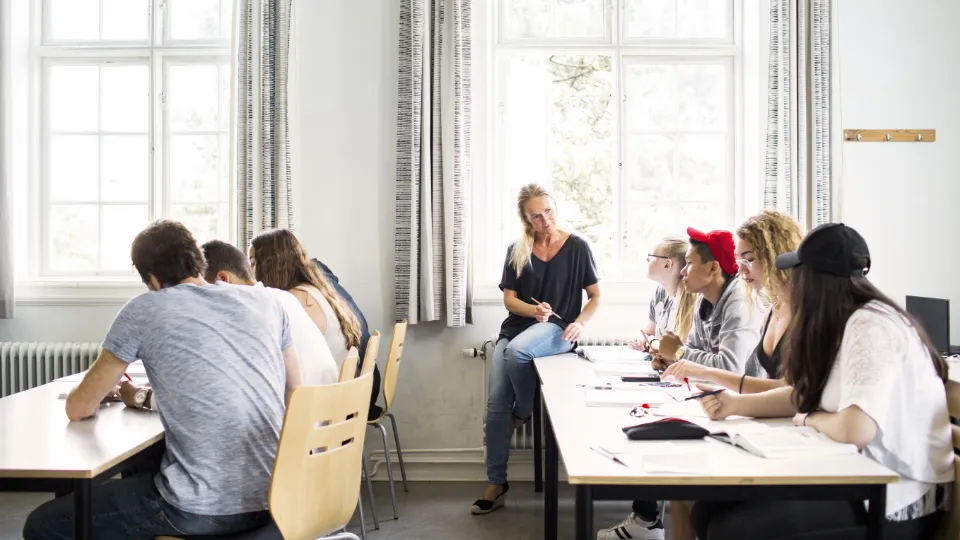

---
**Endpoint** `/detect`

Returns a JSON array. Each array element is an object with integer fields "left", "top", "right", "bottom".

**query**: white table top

[
  {"left": 535, "top": 353, "right": 899, "bottom": 486},
  {"left": 948, "top": 359, "right": 959, "bottom": 383},
  {"left": 0, "top": 383, "right": 164, "bottom": 479}
]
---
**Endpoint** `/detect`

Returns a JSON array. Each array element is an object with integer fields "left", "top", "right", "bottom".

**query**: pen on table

[
  {"left": 684, "top": 377, "right": 691, "bottom": 392},
  {"left": 589, "top": 445, "right": 628, "bottom": 467},
  {"left": 684, "top": 388, "right": 724, "bottom": 401}
]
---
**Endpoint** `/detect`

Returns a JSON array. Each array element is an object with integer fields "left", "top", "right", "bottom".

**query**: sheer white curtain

[{"left": 0, "top": 0, "right": 14, "bottom": 318}]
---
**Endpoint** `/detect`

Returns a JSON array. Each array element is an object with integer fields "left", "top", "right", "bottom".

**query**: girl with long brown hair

[
  {"left": 249, "top": 229, "right": 362, "bottom": 367},
  {"left": 693, "top": 223, "right": 953, "bottom": 540}
]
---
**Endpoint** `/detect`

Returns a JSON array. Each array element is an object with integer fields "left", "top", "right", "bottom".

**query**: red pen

[
  {"left": 684, "top": 377, "right": 691, "bottom": 391},
  {"left": 124, "top": 372, "right": 133, "bottom": 382}
]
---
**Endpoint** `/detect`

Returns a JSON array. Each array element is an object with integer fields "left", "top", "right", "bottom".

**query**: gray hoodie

[{"left": 684, "top": 276, "right": 765, "bottom": 376}]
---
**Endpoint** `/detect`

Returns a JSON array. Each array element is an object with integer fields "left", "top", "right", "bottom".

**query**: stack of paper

[{"left": 578, "top": 346, "right": 650, "bottom": 364}]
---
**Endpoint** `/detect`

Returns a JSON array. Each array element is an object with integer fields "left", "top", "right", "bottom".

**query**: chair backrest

[
  {"left": 934, "top": 379, "right": 960, "bottom": 540},
  {"left": 269, "top": 373, "right": 375, "bottom": 540},
  {"left": 359, "top": 331, "right": 381, "bottom": 377},
  {"left": 337, "top": 347, "right": 360, "bottom": 382},
  {"left": 381, "top": 320, "right": 408, "bottom": 411}
]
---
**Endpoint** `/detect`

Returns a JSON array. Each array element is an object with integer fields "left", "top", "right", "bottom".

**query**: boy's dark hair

[
  {"left": 130, "top": 220, "right": 205, "bottom": 287},
  {"left": 689, "top": 238, "right": 733, "bottom": 279},
  {"left": 201, "top": 240, "right": 253, "bottom": 283}
]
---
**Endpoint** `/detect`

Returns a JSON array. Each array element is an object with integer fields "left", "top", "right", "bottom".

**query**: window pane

[
  {"left": 169, "top": 64, "right": 220, "bottom": 131},
  {"left": 624, "top": 62, "right": 728, "bottom": 132},
  {"left": 169, "top": 0, "right": 222, "bottom": 41},
  {"left": 49, "top": 65, "right": 99, "bottom": 132},
  {"left": 102, "top": 136, "right": 149, "bottom": 202},
  {"left": 101, "top": 205, "right": 148, "bottom": 270},
  {"left": 499, "top": 54, "right": 616, "bottom": 277},
  {"left": 624, "top": 0, "right": 730, "bottom": 39},
  {"left": 502, "top": 0, "right": 605, "bottom": 40},
  {"left": 170, "top": 135, "right": 221, "bottom": 202},
  {"left": 49, "top": 205, "right": 99, "bottom": 271},
  {"left": 101, "top": 0, "right": 149, "bottom": 41},
  {"left": 621, "top": 201, "right": 726, "bottom": 280},
  {"left": 624, "top": 64, "right": 677, "bottom": 132},
  {"left": 624, "top": 135, "right": 727, "bottom": 206},
  {"left": 48, "top": 0, "right": 99, "bottom": 41},
  {"left": 677, "top": 64, "right": 727, "bottom": 130},
  {"left": 101, "top": 65, "right": 149, "bottom": 133},
  {"left": 219, "top": 65, "right": 232, "bottom": 131},
  {"left": 49, "top": 135, "right": 98, "bottom": 202},
  {"left": 676, "top": 134, "right": 727, "bottom": 200},
  {"left": 220, "top": 0, "right": 234, "bottom": 39},
  {"left": 170, "top": 204, "right": 223, "bottom": 245}
]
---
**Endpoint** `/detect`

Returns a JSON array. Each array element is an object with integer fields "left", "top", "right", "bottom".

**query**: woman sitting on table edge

[
  {"left": 472, "top": 183, "right": 601, "bottom": 515},
  {"left": 691, "top": 223, "right": 954, "bottom": 540}
]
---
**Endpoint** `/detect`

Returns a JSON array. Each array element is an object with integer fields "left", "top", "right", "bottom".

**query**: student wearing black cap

[{"left": 691, "top": 223, "right": 954, "bottom": 540}]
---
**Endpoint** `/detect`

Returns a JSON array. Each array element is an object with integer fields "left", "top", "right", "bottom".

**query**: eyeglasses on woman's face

[{"left": 646, "top": 254, "right": 670, "bottom": 263}]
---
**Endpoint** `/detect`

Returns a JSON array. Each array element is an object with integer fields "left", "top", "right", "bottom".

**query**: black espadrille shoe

[{"left": 470, "top": 482, "right": 510, "bottom": 515}]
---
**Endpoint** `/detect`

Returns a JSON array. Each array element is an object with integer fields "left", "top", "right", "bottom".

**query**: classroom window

[
  {"left": 485, "top": 0, "right": 738, "bottom": 283},
  {"left": 33, "top": 0, "right": 233, "bottom": 278}
]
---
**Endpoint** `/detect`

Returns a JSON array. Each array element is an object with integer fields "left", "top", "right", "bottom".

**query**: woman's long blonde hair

[
  {"left": 250, "top": 229, "right": 363, "bottom": 350},
  {"left": 657, "top": 237, "right": 698, "bottom": 340},
  {"left": 736, "top": 211, "right": 804, "bottom": 307},
  {"left": 509, "top": 183, "right": 554, "bottom": 277}
]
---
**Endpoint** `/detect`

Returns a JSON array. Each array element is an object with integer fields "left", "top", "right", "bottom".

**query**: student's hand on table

[
  {"left": 118, "top": 380, "right": 141, "bottom": 408},
  {"left": 534, "top": 302, "right": 553, "bottom": 323},
  {"left": 650, "top": 354, "right": 675, "bottom": 371},
  {"left": 697, "top": 383, "right": 738, "bottom": 420},
  {"left": 657, "top": 332, "right": 683, "bottom": 360},
  {"left": 562, "top": 321, "right": 583, "bottom": 342},
  {"left": 628, "top": 337, "right": 649, "bottom": 352},
  {"left": 662, "top": 360, "right": 708, "bottom": 383}
]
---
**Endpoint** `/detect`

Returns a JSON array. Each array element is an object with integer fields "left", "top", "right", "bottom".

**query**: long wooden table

[
  {"left": 0, "top": 381, "right": 164, "bottom": 540},
  {"left": 534, "top": 353, "right": 899, "bottom": 540}
]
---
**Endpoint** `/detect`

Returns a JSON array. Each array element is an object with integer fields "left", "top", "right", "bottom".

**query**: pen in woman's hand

[{"left": 531, "top": 297, "right": 570, "bottom": 323}]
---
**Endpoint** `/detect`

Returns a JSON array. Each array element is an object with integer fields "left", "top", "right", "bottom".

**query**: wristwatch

[
  {"left": 133, "top": 388, "right": 150, "bottom": 409},
  {"left": 674, "top": 346, "right": 687, "bottom": 361}
]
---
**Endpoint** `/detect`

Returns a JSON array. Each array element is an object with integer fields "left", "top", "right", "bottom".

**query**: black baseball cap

[{"left": 775, "top": 223, "right": 871, "bottom": 277}]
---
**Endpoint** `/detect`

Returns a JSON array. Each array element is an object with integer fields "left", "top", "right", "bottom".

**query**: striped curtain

[
  {"left": 395, "top": 0, "right": 472, "bottom": 327},
  {"left": 235, "top": 0, "right": 294, "bottom": 247},
  {"left": 764, "top": 0, "right": 832, "bottom": 227},
  {"left": 0, "top": 0, "right": 12, "bottom": 319}
]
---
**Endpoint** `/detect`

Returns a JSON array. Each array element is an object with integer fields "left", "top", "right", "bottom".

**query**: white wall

[{"left": 836, "top": 0, "right": 960, "bottom": 340}]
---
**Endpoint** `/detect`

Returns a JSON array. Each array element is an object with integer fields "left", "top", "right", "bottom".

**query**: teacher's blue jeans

[{"left": 486, "top": 322, "right": 574, "bottom": 484}]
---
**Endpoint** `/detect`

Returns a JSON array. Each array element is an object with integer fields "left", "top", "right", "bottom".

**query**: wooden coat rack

[{"left": 843, "top": 129, "right": 936, "bottom": 142}]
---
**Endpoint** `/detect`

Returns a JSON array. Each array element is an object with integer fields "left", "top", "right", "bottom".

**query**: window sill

[
  {"left": 472, "top": 281, "right": 658, "bottom": 306},
  {"left": 15, "top": 280, "right": 144, "bottom": 306}
]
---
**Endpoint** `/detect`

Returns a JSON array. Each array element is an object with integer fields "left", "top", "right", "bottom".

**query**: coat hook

[
  {"left": 885, "top": 133, "right": 893, "bottom": 141},
  {"left": 856, "top": 133, "right": 862, "bottom": 141},
  {"left": 917, "top": 133, "right": 923, "bottom": 141}
]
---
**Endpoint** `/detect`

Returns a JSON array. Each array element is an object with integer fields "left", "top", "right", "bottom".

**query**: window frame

[
  {"left": 474, "top": 0, "right": 744, "bottom": 303},
  {"left": 25, "top": 0, "right": 235, "bottom": 284}
]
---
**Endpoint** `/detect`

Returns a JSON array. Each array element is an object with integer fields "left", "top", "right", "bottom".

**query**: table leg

[
  {"left": 866, "top": 485, "right": 886, "bottom": 540},
  {"left": 575, "top": 485, "right": 593, "bottom": 540},
  {"left": 533, "top": 383, "right": 543, "bottom": 493},
  {"left": 544, "top": 404, "right": 558, "bottom": 540},
  {"left": 73, "top": 479, "right": 92, "bottom": 540}
]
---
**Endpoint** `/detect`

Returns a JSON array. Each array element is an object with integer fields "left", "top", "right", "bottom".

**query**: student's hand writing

[
  {"left": 562, "top": 321, "right": 583, "bottom": 342},
  {"left": 534, "top": 302, "right": 553, "bottom": 323},
  {"left": 697, "top": 383, "right": 739, "bottom": 420},
  {"left": 662, "top": 360, "right": 709, "bottom": 383},
  {"left": 118, "top": 380, "right": 141, "bottom": 408},
  {"left": 650, "top": 353, "right": 675, "bottom": 371},
  {"left": 628, "top": 336, "right": 649, "bottom": 352}
]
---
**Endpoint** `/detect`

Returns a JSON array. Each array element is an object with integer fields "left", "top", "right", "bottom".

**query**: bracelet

[{"left": 738, "top": 374, "right": 746, "bottom": 394}]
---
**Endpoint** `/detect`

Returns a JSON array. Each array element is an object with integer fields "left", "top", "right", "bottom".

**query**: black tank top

[{"left": 755, "top": 312, "right": 783, "bottom": 378}]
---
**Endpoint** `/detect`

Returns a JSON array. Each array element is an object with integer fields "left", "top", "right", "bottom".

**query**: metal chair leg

[
  {"left": 356, "top": 499, "right": 367, "bottom": 540},
  {"left": 361, "top": 445, "right": 379, "bottom": 530},
  {"left": 385, "top": 412, "right": 408, "bottom": 493},
  {"left": 374, "top": 422, "right": 399, "bottom": 519}
]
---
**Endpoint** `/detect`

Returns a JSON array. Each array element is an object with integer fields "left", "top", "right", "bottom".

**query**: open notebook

[
  {"left": 577, "top": 346, "right": 650, "bottom": 364},
  {"left": 710, "top": 426, "right": 859, "bottom": 459}
]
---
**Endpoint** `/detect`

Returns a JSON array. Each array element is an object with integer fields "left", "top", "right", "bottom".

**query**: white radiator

[
  {"left": 480, "top": 333, "right": 630, "bottom": 450},
  {"left": 0, "top": 342, "right": 101, "bottom": 398}
]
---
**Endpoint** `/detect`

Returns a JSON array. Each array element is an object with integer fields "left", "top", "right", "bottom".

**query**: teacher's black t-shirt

[{"left": 498, "top": 234, "right": 599, "bottom": 341}]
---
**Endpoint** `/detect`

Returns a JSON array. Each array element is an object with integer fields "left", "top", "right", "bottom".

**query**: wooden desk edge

[
  {"left": 0, "top": 433, "right": 165, "bottom": 480},
  {"left": 566, "top": 473, "right": 900, "bottom": 486}
]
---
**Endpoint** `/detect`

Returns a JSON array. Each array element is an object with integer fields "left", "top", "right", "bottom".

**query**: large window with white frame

[
  {"left": 33, "top": 0, "right": 233, "bottom": 278},
  {"left": 483, "top": 0, "right": 739, "bottom": 285}
]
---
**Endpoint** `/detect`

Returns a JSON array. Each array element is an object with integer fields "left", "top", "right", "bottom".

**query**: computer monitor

[{"left": 905, "top": 296, "right": 950, "bottom": 354}]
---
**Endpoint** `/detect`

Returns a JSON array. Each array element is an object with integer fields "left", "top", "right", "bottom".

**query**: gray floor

[{"left": 0, "top": 482, "right": 662, "bottom": 540}]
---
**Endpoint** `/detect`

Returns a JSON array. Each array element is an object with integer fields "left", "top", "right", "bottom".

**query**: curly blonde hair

[
  {"left": 250, "top": 229, "right": 363, "bottom": 350},
  {"left": 736, "top": 211, "right": 804, "bottom": 307}
]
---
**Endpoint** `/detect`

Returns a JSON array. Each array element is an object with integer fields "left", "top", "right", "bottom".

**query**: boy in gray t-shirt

[{"left": 23, "top": 221, "right": 302, "bottom": 540}]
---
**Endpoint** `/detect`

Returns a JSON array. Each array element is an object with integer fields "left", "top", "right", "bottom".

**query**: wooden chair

[
  {"left": 366, "top": 321, "right": 408, "bottom": 520},
  {"left": 358, "top": 331, "right": 381, "bottom": 378},
  {"left": 337, "top": 348, "right": 360, "bottom": 383},
  {"left": 157, "top": 373, "right": 375, "bottom": 540},
  {"left": 934, "top": 379, "right": 960, "bottom": 540}
]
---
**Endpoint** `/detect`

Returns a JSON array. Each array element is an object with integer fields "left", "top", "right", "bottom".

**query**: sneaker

[
  {"left": 470, "top": 482, "right": 509, "bottom": 515},
  {"left": 596, "top": 512, "right": 665, "bottom": 540}
]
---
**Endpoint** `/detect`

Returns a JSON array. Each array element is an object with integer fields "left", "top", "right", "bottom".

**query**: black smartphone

[{"left": 620, "top": 375, "right": 661, "bottom": 383}]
